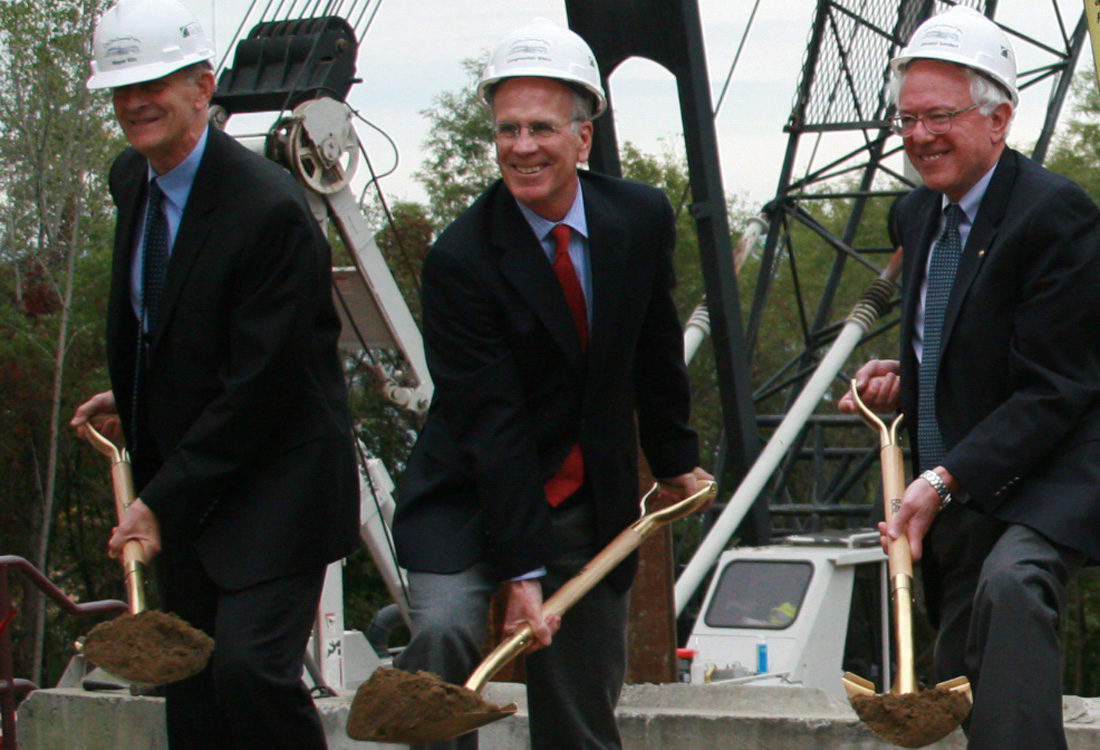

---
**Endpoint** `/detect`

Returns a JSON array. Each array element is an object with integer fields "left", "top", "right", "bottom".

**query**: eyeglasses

[
  {"left": 888, "top": 104, "right": 980, "bottom": 137},
  {"left": 494, "top": 119, "right": 579, "bottom": 141}
]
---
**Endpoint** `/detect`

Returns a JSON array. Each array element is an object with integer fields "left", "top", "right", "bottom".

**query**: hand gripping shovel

[
  {"left": 842, "top": 381, "right": 971, "bottom": 748},
  {"left": 78, "top": 421, "right": 214, "bottom": 685},
  {"left": 346, "top": 479, "right": 718, "bottom": 744}
]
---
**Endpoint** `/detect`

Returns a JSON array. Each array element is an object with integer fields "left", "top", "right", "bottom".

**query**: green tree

[
  {"left": 1042, "top": 70, "right": 1100, "bottom": 697},
  {"left": 414, "top": 57, "right": 497, "bottom": 231},
  {"left": 1045, "top": 71, "right": 1100, "bottom": 202},
  {"left": 0, "top": 0, "right": 125, "bottom": 685}
]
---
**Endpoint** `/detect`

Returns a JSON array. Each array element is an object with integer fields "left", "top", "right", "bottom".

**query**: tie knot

[
  {"left": 551, "top": 223, "right": 571, "bottom": 257},
  {"left": 944, "top": 203, "right": 963, "bottom": 230},
  {"left": 147, "top": 178, "right": 165, "bottom": 206}
]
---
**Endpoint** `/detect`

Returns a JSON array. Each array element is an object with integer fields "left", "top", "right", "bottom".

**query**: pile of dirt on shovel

[
  {"left": 346, "top": 667, "right": 505, "bottom": 741},
  {"left": 82, "top": 610, "right": 214, "bottom": 685},
  {"left": 851, "top": 686, "right": 971, "bottom": 748}
]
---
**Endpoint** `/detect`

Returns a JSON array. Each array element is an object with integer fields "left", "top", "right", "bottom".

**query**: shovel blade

[
  {"left": 936, "top": 674, "right": 973, "bottom": 703},
  {"left": 847, "top": 679, "right": 972, "bottom": 749},
  {"left": 348, "top": 703, "right": 518, "bottom": 744},
  {"left": 842, "top": 671, "right": 876, "bottom": 700},
  {"left": 80, "top": 610, "right": 213, "bottom": 685},
  {"left": 346, "top": 667, "right": 518, "bottom": 743}
]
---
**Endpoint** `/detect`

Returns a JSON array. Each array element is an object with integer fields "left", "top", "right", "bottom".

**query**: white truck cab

[{"left": 683, "top": 530, "right": 891, "bottom": 701}]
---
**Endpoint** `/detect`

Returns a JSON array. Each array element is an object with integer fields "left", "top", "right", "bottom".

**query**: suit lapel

[
  {"left": 148, "top": 127, "right": 220, "bottom": 349},
  {"left": 900, "top": 189, "right": 941, "bottom": 348},
  {"left": 106, "top": 154, "right": 146, "bottom": 355},
  {"left": 940, "top": 148, "right": 1014, "bottom": 352},
  {"left": 582, "top": 177, "right": 626, "bottom": 386},
  {"left": 110, "top": 162, "right": 144, "bottom": 315},
  {"left": 492, "top": 187, "right": 586, "bottom": 376}
]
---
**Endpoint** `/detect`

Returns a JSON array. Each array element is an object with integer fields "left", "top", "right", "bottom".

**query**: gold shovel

[
  {"left": 78, "top": 420, "right": 214, "bottom": 685},
  {"left": 346, "top": 479, "right": 718, "bottom": 744},
  {"left": 842, "top": 381, "right": 971, "bottom": 748}
]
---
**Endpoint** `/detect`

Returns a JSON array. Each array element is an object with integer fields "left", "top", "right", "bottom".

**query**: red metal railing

[{"left": 0, "top": 555, "right": 127, "bottom": 750}]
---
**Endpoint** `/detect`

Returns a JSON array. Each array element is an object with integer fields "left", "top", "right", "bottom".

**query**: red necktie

[{"left": 544, "top": 224, "right": 587, "bottom": 506}]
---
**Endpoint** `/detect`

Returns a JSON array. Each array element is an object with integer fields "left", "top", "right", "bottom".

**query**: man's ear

[
  {"left": 576, "top": 120, "right": 594, "bottom": 163},
  {"left": 196, "top": 68, "right": 216, "bottom": 107},
  {"left": 988, "top": 101, "right": 1012, "bottom": 143}
]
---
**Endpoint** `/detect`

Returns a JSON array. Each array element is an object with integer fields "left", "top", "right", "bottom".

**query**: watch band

[{"left": 920, "top": 469, "right": 953, "bottom": 509}]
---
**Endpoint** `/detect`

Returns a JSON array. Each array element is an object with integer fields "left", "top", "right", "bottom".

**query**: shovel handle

[
  {"left": 465, "top": 481, "right": 717, "bottom": 692},
  {"left": 850, "top": 382, "right": 919, "bottom": 695},
  {"left": 880, "top": 442, "right": 913, "bottom": 580},
  {"left": 83, "top": 421, "right": 147, "bottom": 614}
]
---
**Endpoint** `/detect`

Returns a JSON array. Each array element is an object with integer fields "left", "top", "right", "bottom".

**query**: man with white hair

[{"left": 841, "top": 7, "right": 1100, "bottom": 749}]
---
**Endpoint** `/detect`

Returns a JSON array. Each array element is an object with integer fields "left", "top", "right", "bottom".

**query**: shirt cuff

[{"left": 510, "top": 567, "right": 547, "bottom": 581}]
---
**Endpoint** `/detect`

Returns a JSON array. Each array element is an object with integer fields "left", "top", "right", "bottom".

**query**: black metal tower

[
  {"left": 566, "top": 0, "right": 1087, "bottom": 542},
  {"left": 745, "top": 0, "right": 1086, "bottom": 536}
]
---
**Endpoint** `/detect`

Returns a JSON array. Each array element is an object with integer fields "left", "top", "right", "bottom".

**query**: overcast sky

[{"left": 191, "top": 0, "right": 1090, "bottom": 215}]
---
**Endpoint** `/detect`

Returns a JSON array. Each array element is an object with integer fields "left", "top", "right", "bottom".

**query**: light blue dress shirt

[
  {"left": 130, "top": 125, "right": 209, "bottom": 328},
  {"left": 516, "top": 181, "right": 593, "bottom": 328}
]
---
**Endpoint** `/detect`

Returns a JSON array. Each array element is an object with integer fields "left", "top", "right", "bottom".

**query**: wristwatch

[{"left": 920, "top": 469, "right": 953, "bottom": 509}]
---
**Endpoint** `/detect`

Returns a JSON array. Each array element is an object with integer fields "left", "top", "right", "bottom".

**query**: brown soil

[
  {"left": 851, "top": 686, "right": 971, "bottom": 748},
  {"left": 346, "top": 667, "right": 507, "bottom": 742},
  {"left": 81, "top": 610, "right": 214, "bottom": 685}
]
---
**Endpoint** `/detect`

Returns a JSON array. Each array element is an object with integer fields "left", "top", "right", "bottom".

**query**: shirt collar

[
  {"left": 943, "top": 160, "right": 997, "bottom": 224},
  {"left": 146, "top": 124, "right": 208, "bottom": 212},
  {"left": 516, "top": 179, "right": 589, "bottom": 241}
]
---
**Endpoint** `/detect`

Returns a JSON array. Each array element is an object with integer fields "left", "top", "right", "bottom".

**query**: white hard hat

[
  {"left": 891, "top": 6, "right": 1017, "bottom": 107},
  {"left": 478, "top": 18, "right": 607, "bottom": 118},
  {"left": 87, "top": 0, "right": 215, "bottom": 90}
]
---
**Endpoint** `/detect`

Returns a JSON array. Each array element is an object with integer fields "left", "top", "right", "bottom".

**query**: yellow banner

[{"left": 1086, "top": 0, "right": 1100, "bottom": 89}]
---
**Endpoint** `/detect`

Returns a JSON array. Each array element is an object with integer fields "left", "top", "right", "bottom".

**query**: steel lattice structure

[{"left": 744, "top": 0, "right": 1086, "bottom": 537}]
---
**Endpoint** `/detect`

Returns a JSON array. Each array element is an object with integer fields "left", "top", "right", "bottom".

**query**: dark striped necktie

[
  {"left": 142, "top": 178, "right": 169, "bottom": 333},
  {"left": 917, "top": 203, "right": 964, "bottom": 471}
]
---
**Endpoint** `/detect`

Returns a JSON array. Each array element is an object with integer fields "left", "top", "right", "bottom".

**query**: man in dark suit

[
  {"left": 392, "top": 18, "right": 711, "bottom": 750},
  {"left": 840, "top": 7, "right": 1100, "bottom": 749},
  {"left": 71, "top": 1, "right": 359, "bottom": 748}
]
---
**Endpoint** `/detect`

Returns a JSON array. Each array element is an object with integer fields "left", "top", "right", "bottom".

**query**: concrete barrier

[{"left": 16, "top": 682, "right": 1100, "bottom": 749}]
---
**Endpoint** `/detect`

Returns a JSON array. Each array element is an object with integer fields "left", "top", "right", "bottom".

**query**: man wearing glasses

[
  {"left": 841, "top": 7, "right": 1100, "bottom": 749},
  {"left": 391, "top": 17, "right": 711, "bottom": 750}
]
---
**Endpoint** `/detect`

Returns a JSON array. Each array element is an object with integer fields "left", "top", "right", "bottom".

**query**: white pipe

[
  {"left": 674, "top": 250, "right": 902, "bottom": 615},
  {"left": 683, "top": 303, "right": 711, "bottom": 365},
  {"left": 682, "top": 214, "right": 767, "bottom": 366}
]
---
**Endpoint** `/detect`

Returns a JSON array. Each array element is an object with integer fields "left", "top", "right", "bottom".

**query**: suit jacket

[
  {"left": 106, "top": 126, "right": 360, "bottom": 590},
  {"left": 898, "top": 147, "right": 1100, "bottom": 563},
  {"left": 394, "top": 171, "right": 700, "bottom": 591}
]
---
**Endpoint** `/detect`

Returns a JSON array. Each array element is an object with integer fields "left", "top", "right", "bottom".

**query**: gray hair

[
  {"left": 485, "top": 79, "right": 595, "bottom": 131},
  {"left": 180, "top": 59, "right": 215, "bottom": 84},
  {"left": 890, "top": 60, "right": 1014, "bottom": 132}
]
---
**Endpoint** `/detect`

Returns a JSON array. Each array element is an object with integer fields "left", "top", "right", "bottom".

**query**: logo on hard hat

[
  {"left": 505, "top": 37, "right": 552, "bottom": 65},
  {"left": 921, "top": 26, "right": 962, "bottom": 49},
  {"left": 180, "top": 21, "right": 203, "bottom": 39},
  {"left": 104, "top": 36, "right": 141, "bottom": 67}
]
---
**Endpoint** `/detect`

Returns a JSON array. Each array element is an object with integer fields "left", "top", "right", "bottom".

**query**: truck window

[{"left": 703, "top": 560, "right": 813, "bottom": 629}]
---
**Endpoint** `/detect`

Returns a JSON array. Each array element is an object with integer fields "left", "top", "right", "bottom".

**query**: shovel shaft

[
  {"left": 880, "top": 444, "right": 912, "bottom": 579},
  {"left": 881, "top": 442, "right": 918, "bottom": 694},
  {"left": 86, "top": 423, "right": 147, "bottom": 615},
  {"left": 465, "top": 524, "right": 649, "bottom": 692},
  {"left": 108, "top": 448, "right": 147, "bottom": 614},
  {"left": 465, "top": 482, "right": 716, "bottom": 692}
]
